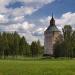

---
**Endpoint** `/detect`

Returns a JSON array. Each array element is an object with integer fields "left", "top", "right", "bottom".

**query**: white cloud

[
  {"left": 11, "top": 6, "right": 36, "bottom": 17},
  {"left": 0, "top": 14, "right": 9, "bottom": 23},
  {"left": 19, "top": 32, "right": 38, "bottom": 44},
  {"left": 20, "top": 22, "right": 35, "bottom": 30},
  {"left": 10, "top": 0, "right": 55, "bottom": 17},
  {"left": 14, "top": 16, "right": 24, "bottom": 21},
  {"left": 33, "top": 28, "right": 45, "bottom": 36},
  {"left": 0, "top": 0, "right": 11, "bottom": 6},
  {"left": 0, "top": 0, "right": 12, "bottom": 14},
  {"left": 0, "top": 0, "right": 55, "bottom": 17},
  {"left": 18, "top": 0, "right": 55, "bottom": 3},
  {"left": 56, "top": 12, "right": 75, "bottom": 26},
  {"left": 40, "top": 16, "right": 51, "bottom": 25},
  {"left": 3, "top": 21, "right": 35, "bottom": 32}
]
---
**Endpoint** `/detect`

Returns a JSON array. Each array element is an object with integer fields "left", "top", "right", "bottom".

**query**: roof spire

[
  {"left": 52, "top": 12, "right": 53, "bottom": 18},
  {"left": 50, "top": 12, "right": 55, "bottom": 26}
]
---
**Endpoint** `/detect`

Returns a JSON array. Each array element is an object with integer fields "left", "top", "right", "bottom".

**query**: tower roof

[
  {"left": 46, "top": 14, "right": 59, "bottom": 32},
  {"left": 50, "top": 13, "right": 55, "bottom": 26}
]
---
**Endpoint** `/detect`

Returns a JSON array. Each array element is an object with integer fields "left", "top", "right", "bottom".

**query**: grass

[{"left": 0, "top": 59, "right": 75, "bottom": 75}]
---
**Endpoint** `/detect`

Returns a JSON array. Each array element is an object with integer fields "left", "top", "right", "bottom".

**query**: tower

[{"left": 44, "top": 14, "right": 61, "bottom": 56}]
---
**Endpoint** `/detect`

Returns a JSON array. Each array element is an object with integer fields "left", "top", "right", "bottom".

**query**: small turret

[{"left": 50, "top": 13, "right": 55, "bottom": 26}]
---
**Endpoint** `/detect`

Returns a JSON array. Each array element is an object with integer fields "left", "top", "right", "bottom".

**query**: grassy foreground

[{"left": 0, "top": 59, "right": 75, "bottom": 75}]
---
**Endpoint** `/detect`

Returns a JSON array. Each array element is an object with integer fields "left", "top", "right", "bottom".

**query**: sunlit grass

[{"left": 0, "top": 59, "right": 75, "bottom": 75}]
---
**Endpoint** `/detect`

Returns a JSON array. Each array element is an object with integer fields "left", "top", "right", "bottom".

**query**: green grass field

[{"left": 0, "top": 59, "right": 75, "bottom": 75}]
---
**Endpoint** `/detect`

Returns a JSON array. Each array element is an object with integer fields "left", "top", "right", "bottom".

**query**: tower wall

[{"left": 44, "top": 31, "right": 61, "bottom": 56}]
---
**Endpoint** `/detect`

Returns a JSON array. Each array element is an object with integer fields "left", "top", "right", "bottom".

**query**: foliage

[
  {"left": 54, "top": 25, "right": 75, "bottom": 58},
  {"left": 0, "top": 32, "right": 43, "bottom": 58}
]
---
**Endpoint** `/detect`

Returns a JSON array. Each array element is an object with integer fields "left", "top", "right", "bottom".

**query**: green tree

[
  {"left": 62, "top": 25, "right": 72, "bottom": 58},
  {"left": 19, "top": 36, "right": 30, "bottom": 56},
  {"left": 54, "top": 25, "right": 73, "bottom": 58},
  {"left": 71, "top": 31, "right": 75, "bottom": 57},
  {"left": 1, "top": 32, "right": 9, "bottom": 59},
  {"left": 36, "top": 40, "right": 43, "bottom": 55},
  {"left": 30, "top": 41, "right": 38, "bottom": 57},
  {"left": 30, "top": 40, "right": 43, "bottom": 57},
  {"left": 54, "top": 34, "right": 64, "bottom": 58},
  {"left": 0, "top": 32, "right": 3, "bottom": 58},
  {"left": 13, "top": 32, "right": 20, "bottom": 57}
]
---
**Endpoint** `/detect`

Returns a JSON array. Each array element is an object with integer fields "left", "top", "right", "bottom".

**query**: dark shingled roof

[{"left": 46, "top": 25, "right": 59, "bottom": 32}]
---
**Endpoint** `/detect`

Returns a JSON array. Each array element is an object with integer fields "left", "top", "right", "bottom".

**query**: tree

[
  {"left": 71, "top": 31, "right": 75, "bottom": 57},
  {"left": 54, "top": 25, "right": 73, "bottom": 58},
  {"left": 30, "top": 41, "right": 38, "bottom": 57},
  {"left": 36, "top": 40, "right": 43, "bottom": 55},
  {"left": 0, "top": 32, "right": 3, "bottom": 58},
  {"left": 1, "top": 32, "right": 9, "bottom": 58},
  {"left": 0, "top": 32, "right": 43, "bottom": 58},
  {"left": 13, "top": 32, "right": 20, "bottom": 57},
  {"left": 19, "top": 36, "right": 30, "bottom": 56},
  {"left": 62, "top": 25, "right": 72, "bottom": 58},
  {"left": 30, "top": 40, "right": 43, "bottom": 57},
  {"left": 54, "top": 34, "right": 64, "bottom": 58}
]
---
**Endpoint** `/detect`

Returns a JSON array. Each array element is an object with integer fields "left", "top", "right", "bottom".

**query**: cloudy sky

[{"left": 0, "top": 0, "right": 75, "bottom": 45}]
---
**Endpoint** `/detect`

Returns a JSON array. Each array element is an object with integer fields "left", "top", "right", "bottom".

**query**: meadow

[{"left": 0, "top": 59, "right": 75, "bottom": 75}]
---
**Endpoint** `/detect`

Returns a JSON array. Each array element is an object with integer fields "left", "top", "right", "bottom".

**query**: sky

[{"left": 0, "top": 0, "right": 75, "bottom": 45}]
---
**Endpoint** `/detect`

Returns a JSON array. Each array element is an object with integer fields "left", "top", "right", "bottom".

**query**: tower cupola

[{"left": 50, "top": 13, "right": 55, "bottom": 26}]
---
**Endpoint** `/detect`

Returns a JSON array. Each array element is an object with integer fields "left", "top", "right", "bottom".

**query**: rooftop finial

[
  {"left": 50, "top": 12, "right": 55, "bottom": 25},
  {"left": 52, "top": 12, "right": 53, "bottom": 18}
]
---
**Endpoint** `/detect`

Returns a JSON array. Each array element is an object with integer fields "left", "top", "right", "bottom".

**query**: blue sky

[{"left": 0, "top": 0, "right": 75, "bottom": 45}]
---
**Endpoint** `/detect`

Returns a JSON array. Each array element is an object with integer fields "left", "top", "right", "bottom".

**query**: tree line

[
  {"left": 0, "top": 25, "right": 75, "bottom": 59},
  {"left": 54, "top": 25, "right": 75, "bottom": 58},
  {"left": 0, "top": 32, "right": 43, "bottom": 59}
]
